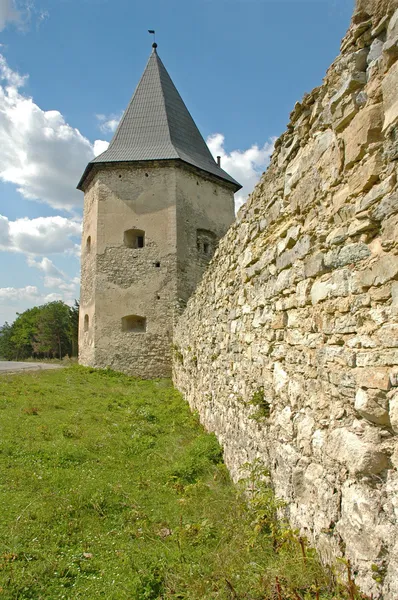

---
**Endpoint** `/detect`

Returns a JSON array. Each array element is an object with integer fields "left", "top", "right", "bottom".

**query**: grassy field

[{"left": 0, "top": 366, "right": 358, "bottom": 599}]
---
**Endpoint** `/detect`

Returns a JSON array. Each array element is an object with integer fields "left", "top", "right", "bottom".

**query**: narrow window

[
  {"left": 86, "top": 236, "right": 91, "bottom": 253},
  {"left": 84, "top": 314, "right": 89, "bottom": 332},
  {"left": 124, "top": 229, "right": 145, "bottom": 249},
  {"left": 196, "top": 229, "right": 217, "bottom": 259},
  {"left": 154, "top": 262, "right": 160, "bottom": 268},
  {"left": 121, "top": 315, "right": 146, "bottom": 333}
]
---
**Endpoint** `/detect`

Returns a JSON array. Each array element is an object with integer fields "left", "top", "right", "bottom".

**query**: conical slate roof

[{"left": 77, "top": 46, "right": 241, "bottom": 191}]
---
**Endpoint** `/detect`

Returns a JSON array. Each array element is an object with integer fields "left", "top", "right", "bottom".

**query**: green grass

[{"left": 0, "top": 366, "right": 356, "bottom": 599}]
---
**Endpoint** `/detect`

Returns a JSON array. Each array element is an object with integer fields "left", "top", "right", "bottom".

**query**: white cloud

[
  {"left": 0, "top": 214, "right": 82, "bottom": 255},
  {"left": 27, "top": 256, "right": 64, "bottom": 277},
  {"left": 93, "top": 139, "right": 109, "bottom": 157},
  {"left": 0, "top": 284, "right": 78, "bottom": 324},
  {"left": 96, "top": 112, "right": 122, "bottom": 134},
  {"left": 207, "top": 133, "right": 275, "bottom": 211},
  {"left": 0, "top": 268, "right": 80, "bottom": 323},
  {"left": 0, "top": 0, "right": 20, "bottom": 31},
  {"left": 0, "top": 285, "right": 39, "bottom": 301},
  {"left": 0, "top": 54, "right": 107, "bottom": 212}
]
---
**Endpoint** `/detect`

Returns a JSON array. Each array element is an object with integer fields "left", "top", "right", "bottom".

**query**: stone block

[
  {"left": 356, "top": 349, "right": 398, "bottom": 367},
  {"left": 271, "top": 312, "right": 288, "bottom": 329},
  {"left": 337, "top": 482, "right": 385, "bottom": 563},
  {"left": 377, "top": 323, "right": 398, "bottom": 347},
  {"left": 284, "top": 130, "right": 336, "bottom": 196},
  {"left": 276, "top": 235, "right": 311, "bottom": 272},
  {"left": 324, "top": 242, "right": 371, "bottom": 269},
  {"left": 355, "top": 367, "right": 391, "bottom": 390},
  {"left": 371, "top": 191, "right": 398, "bottom": 221},
  {"left": 347, "top": 153, "right": 383, "bottom": 196},
  {"left": 330, "top": 72, "right": 367, "bottom": 113},
  {"left": 356, "top": 254, "right": 398, "bottom": 288},
  {"left": 355, "top": 388, "right": 390, "bottom": 425},
  {"left": 382, "top": 61, "right": 398, "bottom": 130},
  {"left": 332, "top": 185, "right": 351, "bottom": 213},
  {"left": 304, "top": 252, "right": 326, "bottom": 278},
  {"left": 367, "top": 37, "right": 384, "bottom": 64},
  {"left": 392, "top": 281, "right": 398, "bottom": 313},
  {"left": 274, "top": 362, "right": 288, "bottom": 392},
  {"left": 341, "top": 104, "right": 383, "bottom": 168},
  {"left": 311, "top": 269, "right": 355, "bottom": 305},
  {"left": 389, "top": 391, "right": 398, "bottom": 432},
  {"left": 355, "top": 174, "right": 396, "bottom": 213},
  {"left": 326, "top": 226, "right": 348, "bottom": 246},
  {"left": 327, "top": 428, "right": 388, "bottom": 475}
]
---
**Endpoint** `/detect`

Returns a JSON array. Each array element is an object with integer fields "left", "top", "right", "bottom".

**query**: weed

[
  {"left": 172, "top": 344, "right": 184, "bottom": 364},
  {"left": 248, "top": 386, "right": 271, "bottom": 421}
]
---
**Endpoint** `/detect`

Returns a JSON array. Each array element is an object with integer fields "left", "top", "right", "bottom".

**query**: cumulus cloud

[
  {"left": 0, "top": 285, "right": 39, "bottom": 302},
  {"left": 93, "top": 139, "right": 110, "bottom": 157},
  {"left": 96, "top": 112, "right": 122, "bottom": 134},
  {"left": 27, "top": 256, "right": 65, "bottom": 277},
  {"left": 0, "top": 0, "right": 20, "bottom": 31},
  {"left": 0, "top": 265, "right": 80, "bottom": 323},
  {"left": 207, "top": 133, "right": 275, "bottom": 211},
  {"left": 0, "top": 214, "right": 82, "bottom": 255},
  {"left": 43, "top": 275, "right": 79, "bottom": 293},
  {"left": 0, "top": 284, "right": 77, "bottom": 324},
  {"left": 0, "top": 54, "right": 107, "bottom": 212}
]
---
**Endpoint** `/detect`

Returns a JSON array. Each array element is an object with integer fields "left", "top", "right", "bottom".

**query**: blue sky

[{"left": 0, "top": 0, "right": 354, "bottom": 324}]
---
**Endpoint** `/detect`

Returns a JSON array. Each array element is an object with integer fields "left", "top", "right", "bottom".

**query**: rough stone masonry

[{"left": 173, "top": 0, "right": 398, "bottom": 597}]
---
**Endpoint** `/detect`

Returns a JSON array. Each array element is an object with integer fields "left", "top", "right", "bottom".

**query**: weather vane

[{"left": 148, "top": 30, "right": 157, "bottom": 48}]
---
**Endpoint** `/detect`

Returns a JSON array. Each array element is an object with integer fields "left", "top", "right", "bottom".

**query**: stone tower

[{"left": 77, "top": 44, "right": 241, "bottom": 378}]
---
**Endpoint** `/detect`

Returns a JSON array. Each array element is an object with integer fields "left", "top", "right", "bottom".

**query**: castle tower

[{"left": 77, "top": 44, "right": 241, "bottom": 378}]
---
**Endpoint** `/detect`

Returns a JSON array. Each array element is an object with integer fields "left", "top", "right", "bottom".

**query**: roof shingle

[{"left": 77, "top": 47, "right": 241, "bottom": 191}]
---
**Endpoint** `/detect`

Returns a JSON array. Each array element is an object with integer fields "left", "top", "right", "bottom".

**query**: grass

[{"left": 0, "top": 366, "right": 360, "bottom": 599}]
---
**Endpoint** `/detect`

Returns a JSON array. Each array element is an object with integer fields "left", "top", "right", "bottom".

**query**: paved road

[{"left": 0, "top": 361, "right": 63, "bottom": 374}]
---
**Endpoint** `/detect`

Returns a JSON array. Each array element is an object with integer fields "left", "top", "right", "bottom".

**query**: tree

[
  {"left": 69, "top": 300, "right": 80, "bottom": 357},
  {"left": 0, "top": 300, "right": 80, "bottom": 361},
  {"left": 10, "top": 307, "right": 41, "bottom": 360},
  {"left": 0, "top": 323, "right": 14, "bottom": 360},
  {"left": 33, "top": 301, "right": 72, "bottom": 359}
]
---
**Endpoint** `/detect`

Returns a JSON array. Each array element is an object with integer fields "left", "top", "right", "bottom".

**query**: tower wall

[
  {"left": 79, "top": 160, "right": 236, "bottom": 378},
  {"left": 79, "top": 178, "right": 99, "bottom": 366},
  {"left": 79, "top": 163, "right": 178, "bottom": 378},
  {"left": 175, "top": 164, "right": 236, "bottom": 308}
]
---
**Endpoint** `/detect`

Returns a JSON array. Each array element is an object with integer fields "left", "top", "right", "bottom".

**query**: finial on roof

[{"left": 148, "top": 29, "right": 156, "bottom": 50}]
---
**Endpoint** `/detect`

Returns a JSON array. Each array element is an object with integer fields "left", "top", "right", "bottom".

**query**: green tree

[
  {"left": 69, "top": 300, "right": 80, "bottom": 357},
  {"left": 0, "top": 323, "right": 14, "bottom": 360},
  {"left": 33, "top": 301, "right": 72, "bottom": 359},
  {"left": 10, "top": 307, "right": 41, "bottom": 360},
  {"left": 0, "top": 300, "right": 79, "bottom": 361}
]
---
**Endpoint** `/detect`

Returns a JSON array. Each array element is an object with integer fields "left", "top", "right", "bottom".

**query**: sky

[{"left": 0, "top": 0, "right": 354, "bottom": 325}]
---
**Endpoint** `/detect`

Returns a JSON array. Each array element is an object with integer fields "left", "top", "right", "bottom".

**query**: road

[{"left": 0, "top": 361, "right": 63, "bottom": 374}]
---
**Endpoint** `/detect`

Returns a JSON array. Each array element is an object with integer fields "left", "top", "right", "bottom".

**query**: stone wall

[{"left": 173, "top": 2, "right": 398, "bottom": 597}]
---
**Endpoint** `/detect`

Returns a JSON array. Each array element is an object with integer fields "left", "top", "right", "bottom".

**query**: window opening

[
  {"left": 196, "top": 229, "right": 217, "bottom": 260},
  {"left": 84, "top": 314, "right": 89, "bottom": 332},
  {"left": 86, "top": 236, "right": 91, "bottom": 253},
  {"left": 155, "top": 262, "right": 160, "bottom": 268},
  {"left": 124, "top": 229, "right": 145, "bottom": 249},
  {"left": 121, "top": 315, "right": 146, "bottom": 333}
]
